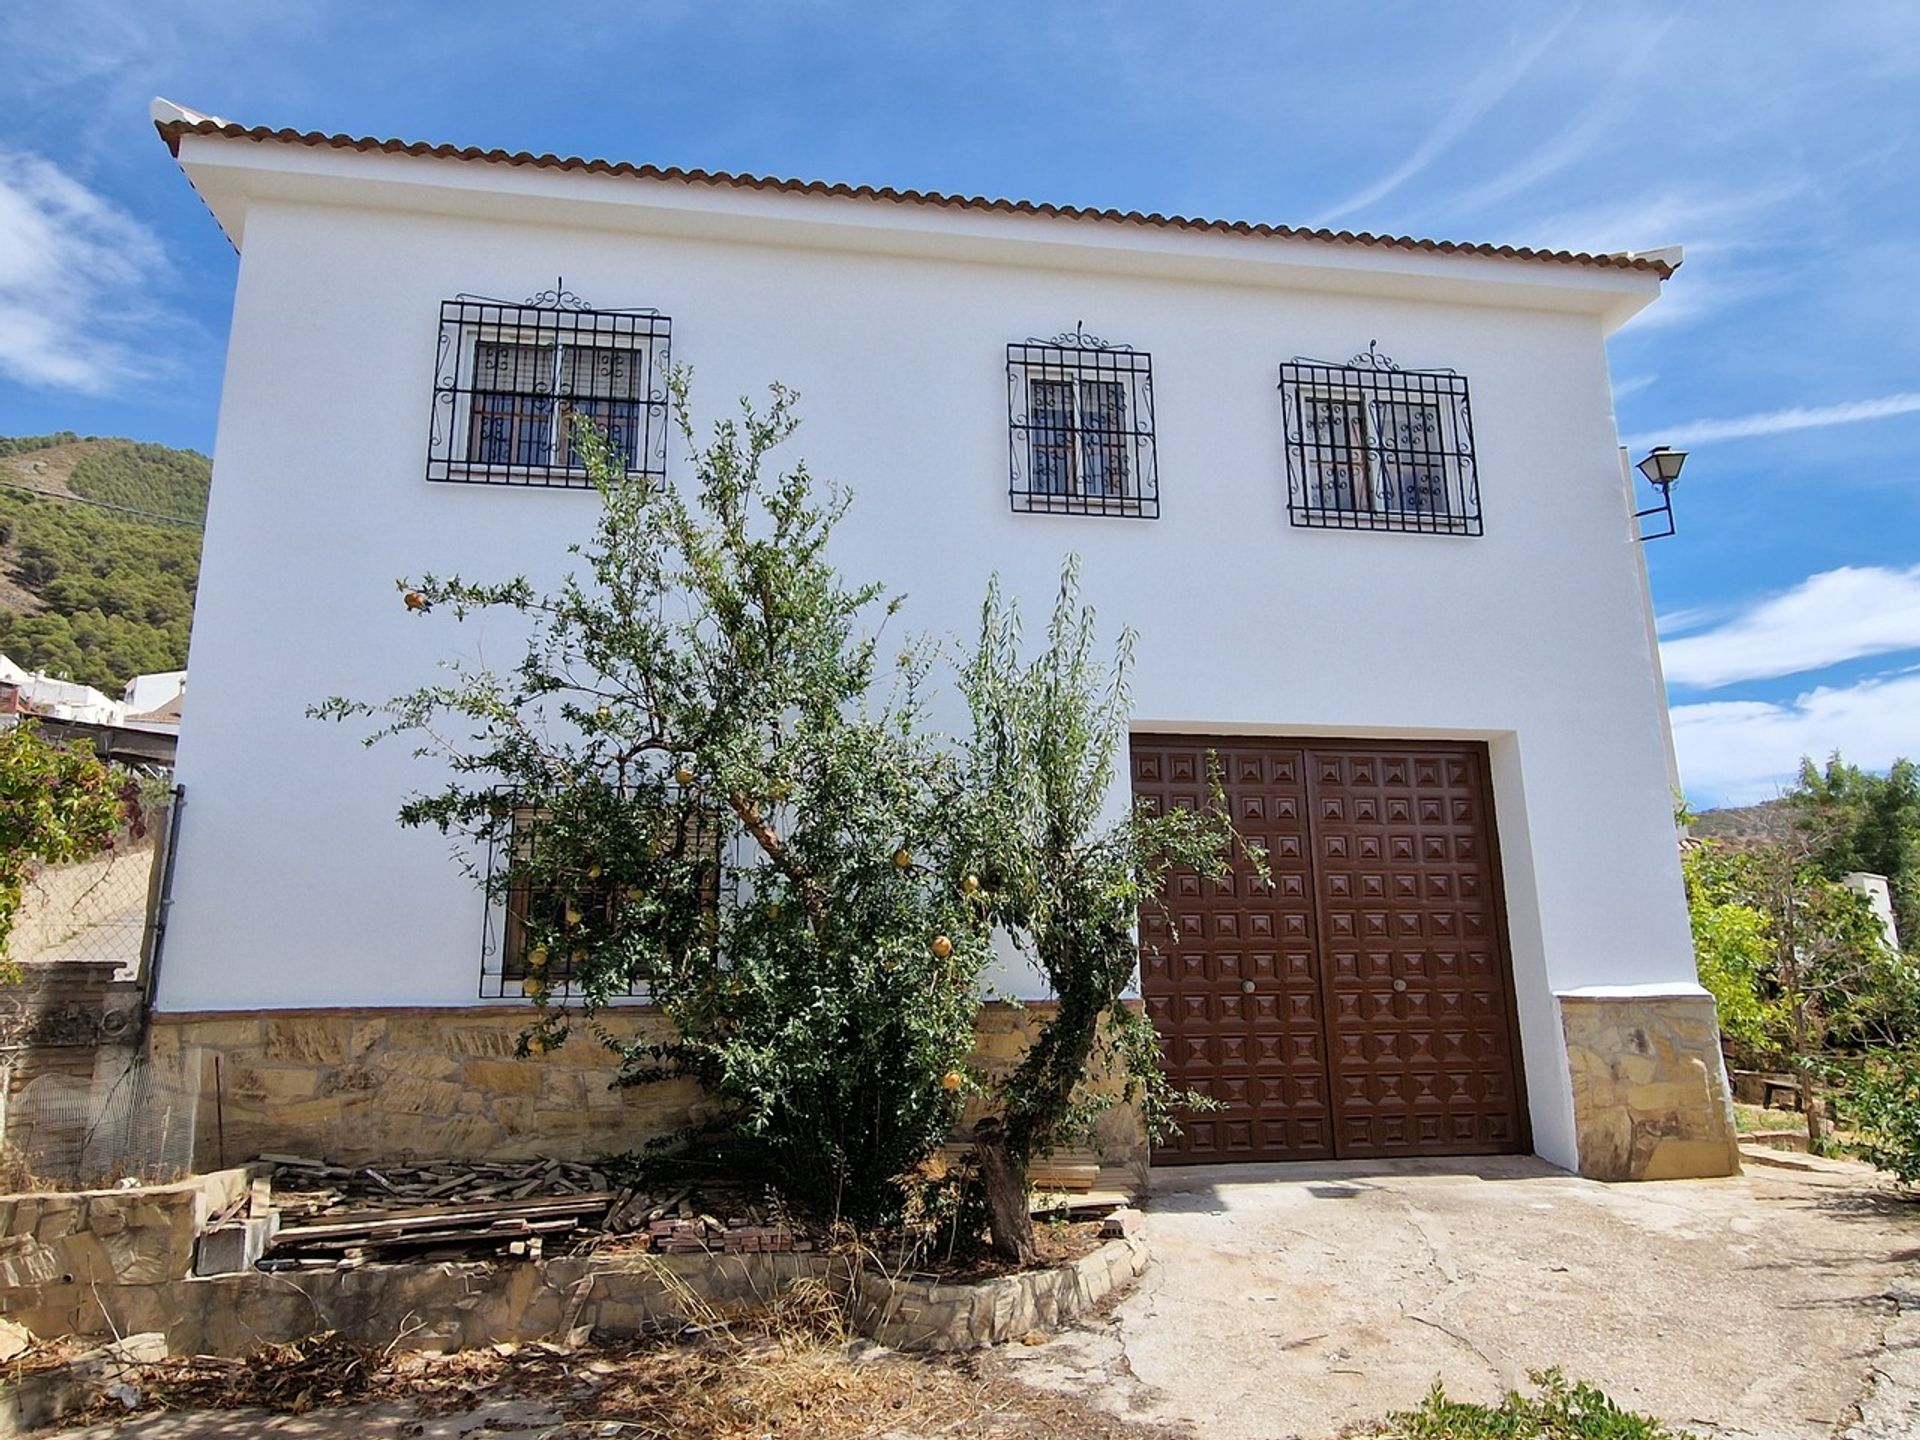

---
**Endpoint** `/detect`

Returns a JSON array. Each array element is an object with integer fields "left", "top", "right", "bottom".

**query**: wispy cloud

[
  {"left": 1671, "top": 668, "right": 1920, "bottom": 806},
  {"left": 1660, "top": 565, "right": 1920, "bottom": 688},
  {"left": 1653, "top": 601, "right": 1725, "bottom": 638},
  {"left": 0, "top": 149, "right": 168, "bottom": 393},
  {"left": 1433, "top": 18, "right": 1677, "bottom": 224},
  {"left": 1312, "top": 8, "right": 1580, "bottom": 226},
  {"left": 1623, "top": 392, "right": 1920, "bottom": 451},
  {"left": 1612, "top": 372, "right": 1658, "bottom": 402}
]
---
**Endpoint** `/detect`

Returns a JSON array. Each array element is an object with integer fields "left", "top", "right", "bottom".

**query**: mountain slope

[
  {"left": 0, "top": 434, "right": 208, "bottom": 694},
  {"left": 1690, "top": 798, "right": 1798, "bottom": 849}
]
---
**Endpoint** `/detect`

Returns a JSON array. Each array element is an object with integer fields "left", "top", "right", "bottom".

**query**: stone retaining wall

[
  {"left": 0, "top": 1169, "right": 247, "bottom": 1300},
  {"left": 1, "top": 1233, "right": 1146, "bottom": 1355},
  {"left": 1559, "top": 990, "right": 1741, "bottom": 1181},
  {"left": 143, "top": 1002, "right": 1148, "bottom": 1177},
  {"left": 143, "top": 1008, "right": 705, "bottom": 1167},
  {"left": 849, "top": 1237, "right": 1148, "bottom": 1351}
]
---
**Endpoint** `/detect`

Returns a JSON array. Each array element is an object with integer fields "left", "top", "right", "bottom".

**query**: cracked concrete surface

[{"left": 994, "top": 1156, "right": 1920, "bottom": 1439}]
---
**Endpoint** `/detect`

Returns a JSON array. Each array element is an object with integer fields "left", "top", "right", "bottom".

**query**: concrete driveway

[{"left": 998, "top": 1153, "right": 1920, "bottom": 1440}]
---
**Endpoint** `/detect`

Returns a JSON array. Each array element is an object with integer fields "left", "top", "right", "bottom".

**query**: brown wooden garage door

[{"left": 1133, "top": 736, "right": 1528, "bottom": 1164}]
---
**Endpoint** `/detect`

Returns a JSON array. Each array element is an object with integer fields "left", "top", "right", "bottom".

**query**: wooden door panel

[
  {"left": 1305, "top": 744, "right": 1524, "bottom": 1158},
  {"left": 1133, "top": 735, "right": 1526, "bottom": 1165},
  {"left": 1132, "top": 737, "right": 1331, "bottom": 1164}
]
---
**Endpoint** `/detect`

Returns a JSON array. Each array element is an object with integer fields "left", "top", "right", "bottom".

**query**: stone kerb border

[
  {"left": 853, "top": 1237, "right": 1149, "bottom": 1351},
  {"left": 1, "top": 1225, "right": 1149, "bottom": 1356}
]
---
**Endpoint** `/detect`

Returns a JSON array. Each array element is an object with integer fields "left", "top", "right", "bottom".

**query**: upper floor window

[
  {"left": 429, "top": 285, "right": 672, "bottom": 489},
  {"left": 1007, "top": 327, "right": 1158, "bottom": 518},
  {"left": 1277, "top": 343, "right": 1481, "bottom": 536}
]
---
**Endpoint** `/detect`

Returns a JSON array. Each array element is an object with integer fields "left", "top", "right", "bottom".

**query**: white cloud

[
  {"left": 1653, "top": 601, "right": 1725, "bottom": 638},
  {"left": 1622, "top": 392, "right": 1920, "bottom": 452},
  {"left": 1671, "top": 669, "right": 1920, "bottom": 806},
  {"left": 1661, "top": 565, "right": 1920, "bottom": 688},
  {"left": 0, "top": 150, "right": 167, "bottom": 393},
  {"left": 1612, "top": 372, "right": 1658, "bottom": 402}
]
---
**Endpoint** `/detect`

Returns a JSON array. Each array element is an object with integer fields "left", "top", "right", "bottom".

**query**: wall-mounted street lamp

[{"left": 1634, "top": 446, "right": 1687, "bottom": 540}]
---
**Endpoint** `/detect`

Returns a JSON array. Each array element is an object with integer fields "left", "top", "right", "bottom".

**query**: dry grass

[
  {"left": 63, "top": 1287, "right": 1181, "bottom": 1439},
  {"left": 0, "top": 1143, "right": 51, "bottom": 1195}
]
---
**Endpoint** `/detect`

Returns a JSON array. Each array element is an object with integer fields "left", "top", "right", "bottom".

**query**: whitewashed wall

[{"left": 160, "top": 155, "right": 1691, "bottom": 1169}]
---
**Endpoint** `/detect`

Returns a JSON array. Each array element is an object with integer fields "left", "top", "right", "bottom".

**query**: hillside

[
  {"left": 1690, "top": 798, "right": 1798, "bottom": 849},
  {"left": 0, "top": 434, "right": 208, "bottom": 694}
]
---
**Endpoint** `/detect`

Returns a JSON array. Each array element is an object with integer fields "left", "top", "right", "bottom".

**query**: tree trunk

[
  {"left": 1790, "top": 989, "right": 1826, "bottom": 1154},
  {"left": 1800, "top": 1065, "right": 1826, "bottom": 1153},
  {"left": 973, "top": 1116, "right": 1036, "bottom": 1266}
]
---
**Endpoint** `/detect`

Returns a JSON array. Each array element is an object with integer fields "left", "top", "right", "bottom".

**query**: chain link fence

[
  {"left": 1, "top": 1050, "right": 196, "bottom": 1185},
  {"left": 9, "top": 828, "right": 162, "bottom": 973},
  {"left": 2, "top": 788, "right": 193, "bottom": 1186}
]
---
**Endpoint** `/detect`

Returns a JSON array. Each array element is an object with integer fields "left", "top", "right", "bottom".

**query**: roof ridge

[{"left": 151, "top": 110, "right": 1677, "bottom": 280}]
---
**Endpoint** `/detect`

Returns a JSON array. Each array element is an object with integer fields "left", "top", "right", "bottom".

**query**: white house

[
  {"left": 0, "top": 653, "right": 127, "bottom": 726},
  {"left": 123, "top": 669, "right": 188, "bottom": 720},
  {"left": 145, "top": 99, "right": 1737, "bottom": 1182}
]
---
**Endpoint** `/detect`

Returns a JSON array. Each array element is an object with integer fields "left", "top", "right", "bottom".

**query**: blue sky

[{"left": 1, "top": 2, "right": 1915, "bottom": 806}]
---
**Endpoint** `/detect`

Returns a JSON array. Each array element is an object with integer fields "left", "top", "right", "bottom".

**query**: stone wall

[
  {"left": 0, "top": 1162, "right": 1147, "bottom": 1356},
  {"left": 144, "top": 1009, "right": 704, "bottom": 1167},
  {"left": 0, "top": 1169, "right": 247, "bottom": 1303},
  {"left": 1, "top": 961, "right": 153, "bottom": 1182},
  {"left": 144, "top": 1002, "right": 1148, "bottom": 1174},
  {"left": 2, "top": 1239, "right": 1147, "bottom": 1356},
  {"left": 1559, "top": 991, "right": 1741, "bottom": 1181},
  {"left": 967, "top": 1001, "right": 1149, "bottom": 1188}
]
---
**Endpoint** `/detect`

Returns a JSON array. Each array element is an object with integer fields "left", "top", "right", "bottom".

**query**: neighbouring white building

[
  {"left": 123, "top": 669, "right": 188, "bottom": 720},
  {"left": 144, "top": 98, "right": 1737, "bottom": 1181},
  {"left": 0, "top": 653, "right": 127, "bottom": 726}
]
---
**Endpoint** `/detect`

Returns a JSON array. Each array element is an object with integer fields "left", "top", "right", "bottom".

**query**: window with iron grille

[
  {"left": 428, "top": 284, "right": 672, "bottom": 489},
  {"left": 481, "top": 800, "right": 723, "bottom": 999},
  {"left": 1277, "top": 343, "right": 1481, "bottom": 535},
  {"left": 1007, "top": 327, "right": 1158, "bottom": 518}
]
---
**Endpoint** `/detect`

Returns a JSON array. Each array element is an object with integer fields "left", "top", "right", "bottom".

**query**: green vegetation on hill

[
  {"left": 0, "top": 433, "right": 80, "bottom": 459},
  {"left": 68, "top": 443, "right": 210, "bottom": 524},
  {"left": 0, "top": 435, "right": 208, "bottom": 694}
]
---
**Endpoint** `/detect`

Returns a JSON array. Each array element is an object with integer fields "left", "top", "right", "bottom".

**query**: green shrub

[
  {"left": 1372, "top": 1370, "right": 1696, "bottom": 1439},
  {"left": 0, "top": 721, "right": 135, "bottom": 973},
  {"left": 951, "top": 563, "right": 1250, "bottom": 1261},
  {"left": 1848, "top": 1050, "right": 1920, "bottom": 1185},
  {"left": 317, "top": 385, "right": 987, "bottom": 1228}
]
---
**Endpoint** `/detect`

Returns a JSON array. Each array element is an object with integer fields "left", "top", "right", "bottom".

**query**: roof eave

[{"left": 150, "top": 99, "right": 1677, "bottom": 298}]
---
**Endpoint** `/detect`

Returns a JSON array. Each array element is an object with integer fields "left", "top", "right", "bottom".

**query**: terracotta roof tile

[{"left": 155, "top": 117, "right": 1675, "bottom": 280}]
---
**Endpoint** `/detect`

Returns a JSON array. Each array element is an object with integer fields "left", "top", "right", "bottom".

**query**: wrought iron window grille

[
  {"left": 479, "top": 792, "right": 726, "bottom": 1000},
  {"left": 1007, "top": 325, "right": 1159, "bottom": 518},
  {"left": 1277, "top": 342, "right": 1482, "bottom": 536},
  {"left": 429, "top": 280, "right": 671, "bottom": 489}
]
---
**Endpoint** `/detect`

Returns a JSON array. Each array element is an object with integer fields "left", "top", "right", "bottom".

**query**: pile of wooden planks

[
  {"left": 263, "top": 1191, "right": 618, "bottom": 1267},
  {"left": 255, "top": 1155, "right": 819, "bottom": 1267},
  {"left": 262, "top": 1156, "right": 614, "bottom": 1221}
]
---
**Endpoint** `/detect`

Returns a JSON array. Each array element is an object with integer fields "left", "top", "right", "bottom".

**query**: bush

[
  {"left": 0, "top": 720, "right": 136, "bottom": 974},
  {"left": 1372, "top": 1369, "right": 1696, "bottom": 1439},
  {"left": 1847, "top": 1050, "right": 1920, "bottom": 1186},
  {"left": 317, "top": 385, "right": 988, "bottom": 1228},
  {"left": 952, "top": 564, "right": 1248, "bottom": 1261}
]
